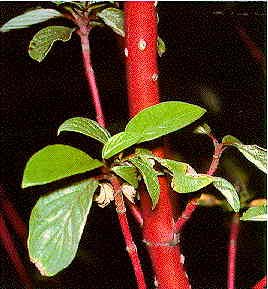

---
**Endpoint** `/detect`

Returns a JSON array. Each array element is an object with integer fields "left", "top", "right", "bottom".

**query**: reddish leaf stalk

[
  {"left": 125, "top": 2, "right": 191, "bottom": 288},
  {"left": 77, "top": 28, "right": 106, "bottom": 128},
  {"left": 110, "top": 176, "right": 147, "bottom": 289},
  {"left": 0, "top": 186, "right": 28, "bottom": 245},
  {"left": 252, "top": 275, "right": 267, "bottom": 289},
  {"left": 227, "top": 213, "right": 240, "bottom": 289},
  {"left": 0, "top": 214, "right": 33, "bottom": 289}
]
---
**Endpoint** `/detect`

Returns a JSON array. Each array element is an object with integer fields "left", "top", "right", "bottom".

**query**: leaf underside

[
  {"left": 29, "top": 26, "right": 75, "bottom": 62},
  {"left": 0, "top": 8, "right": 63, "bottom": 32},
  {"left": 28, "top": 179, "right": 99, "bottom": 276},
  {"left": 240, "top": 205, "right": 267, "bottom": 221}
]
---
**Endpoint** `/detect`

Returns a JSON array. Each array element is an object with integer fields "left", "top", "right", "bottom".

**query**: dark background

[{"left": 0, "top": 2, "right": 266, "bottom": 289}]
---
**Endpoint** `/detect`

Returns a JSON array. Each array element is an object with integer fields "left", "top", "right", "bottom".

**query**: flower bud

[
  {"left": 95, "top": 183, "right": 114, "bottom": 208},
  {"left": 121, "top": 183, "right": 136, "bottom": 203}
]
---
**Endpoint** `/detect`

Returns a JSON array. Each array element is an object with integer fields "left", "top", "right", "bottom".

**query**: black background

[{"left": 0, "top": 2, "right": 266, "bottom": 289}]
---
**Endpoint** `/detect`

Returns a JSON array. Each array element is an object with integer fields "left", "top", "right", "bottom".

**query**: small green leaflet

[
  {"left": 58, "top": 117, "right": 111, "bottom": 144},
  {"left": 111, "top": 165, "right": 139, "bottom": 188},
  {"left": 171, "top": 173, "right": 213, "bottom": 194},
  {"left": 102, "top": 132, "right": 140, "bottom": 159},
  {"left": 157, "top": 36, "right": 166, "bottom": 57},
  {"left": 22, "top": 144, "right": 103, "bottom": 188},
  {"left": 28, "top": 26, "right": 75, "bottom": 62},
  {"left": 97, "top": 8, "right": 124, "bottom": 37},
  {"left": 222, "top": 135, "right": 267, "bottom": 174},
  {"left": 0, "top": 9, "right": 63, "bottom": 32},
  {"left": 125, "top": 101, "right": 206, "bottom": 144},
  {"left": 212, "top": 177, "right": 240, "bottom": 213},
  {"left": 28, "top": 179, "right": 99, "bottom": 276},
  {"left": 240, "top": 205, "right": 267, "bottom": 221},
  {"left": 129, "top": 157, "right": 160, "bottom": 209}
]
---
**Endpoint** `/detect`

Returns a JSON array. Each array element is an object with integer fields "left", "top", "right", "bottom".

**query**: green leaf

[
  {"left": 240, "top": 205, "right": 267, "bottom": 221},
  {"left": 22, "top": 145, "right": 103, "bottom": 188},
  {"left": 97, "top": 7, "right": 124, "bottom": 37},
  {"left": 111, "top": 165, "right": 139, "bottom": 188},
  {"left": 171, "top": 173, "right": 213, "bottom": 194},
  {"left": 212, "top": 177, "right": 240, "bottom": 213},
  {"left": 58, "top": 117, "right": 111, "bottom": 144},
  {"left": 28, "top": 179, "right": 99, "bottom": 276},
  {"left": 102, "top": 132, "right": 140, "bottom": 159},
  {"left": 28, "top": 26, "right": 75, "bottom": 62},
  {"left": 129, "top": 157, "right": 160, "bottom": 209},
  {"left": 222, "top": 135, "right": 267, "bottom": 173},
  {"left": 125, "top": 101, "right": 206, "bottom": 144},
  {"left": 0, "top": 9, "right": 63, "bottom": 32},
  {"left": 157, "top": 36, "right": 166, "bottom": 57}
]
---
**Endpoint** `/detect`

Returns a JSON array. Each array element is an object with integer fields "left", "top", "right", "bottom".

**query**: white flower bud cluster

[
  {"left": 95, "top": 183, "right": 114, "bottom": 208},
  {"left": 95, "top": 182, "right": 137, "bottom": 208}
]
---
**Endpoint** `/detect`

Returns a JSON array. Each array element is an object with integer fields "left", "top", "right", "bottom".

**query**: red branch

[
  {"left": 77, "top": 28, "right": 106, "bottom": 128},
  {"left": 0, "top": 214, "right": 33, "bottom": 288},
  {"left": 125, "top": 2, "right": 190, "bottom": 288},
  {"left": 227, "top": 214, "right": 240, "bottom": 289},
  {"left": 252, "top": 276, "right": 267, "bottom": 289},
  {"left": 111, "top": 176, "right": 147, "bottom": 289},
  {"left": 0, "top": 186, "right": 28, "bottom": 245}
]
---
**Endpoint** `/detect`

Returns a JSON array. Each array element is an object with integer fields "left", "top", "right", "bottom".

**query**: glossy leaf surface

[
  {"left": 125, "top": 101, "right": 206, "bottom": 143},
  {"left": 212, "top": 177, "right": 240, "bottom": 212},
  {"left": 0, "top": 9, "right": 63, "bottom": 32},
  {"left": 58, "top": 117, "right": 111, "bottom": 144},
  {"left": 102, "top": 132, "right": 140, "bottom": 159},
  {"left": 240, "top": 205, "right": 267, "bottom": 221},
  {"left": 97, "top": 7, "right": 124, "bottom": 37},
  {"left": 29, "top": 26, "right": 75, "bottom": 62},
  {"left": 111, "top": 165, "right": 139, "bottom": 188},
  {"left": 22, "top": 145, "right": 103, "bottom": 188},
  {"left": 129, "top": 157, "right": 160, "bottom": 209},
  {"left": 222, "top": 135, "right": 267, "bottom": 173},
  {"left": 28, "top": 179, "right": 99, "bottom": 276}
]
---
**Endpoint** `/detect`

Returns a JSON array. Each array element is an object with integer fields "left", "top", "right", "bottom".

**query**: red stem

[
  {"left": 111, "top": 176, "right": 147, "bottom": 289},
  {"left": 125, "top": 3, "right": 190, "bottom": 288},
  {"left": 0, "top": 214, "right": 33, "bottom": 288},
  {"left": 78, "top": 28, "right": 106, "bottom": 128},
  {"left": 227, "top": 213, "right": 240, "bottom": 289},
  {"left": 252, "top": 275, "right": 267, "bottom": 289},
  {"left": 126, "top": 201, "right": 144, "bottom": 227},
  {"left": 0, "top": 186, "right": 28, "bottom": 245}
]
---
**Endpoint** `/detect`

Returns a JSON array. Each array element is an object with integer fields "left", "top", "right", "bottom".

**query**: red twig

[
  {"left": 110, "top": 176, "right": 147, "bottom": 289},
  {"left": 0, "top": 213, "right": 33, "bottom": 288},
  {"left": 0, "top": 186, "right": 28, "bottom": 245},
  {"left": 126, "top": 201, "right": 144, "bottom": 227},
  {"left": 227, "top": 213, "right": 240, "bottom": 289},
  {"left": 252, "top": 275, "right": 267, "bottom": 289},
  {"left": 77, "top": 27, "right": 106, "bottom": 128},
  {"left": 175, "top": 140, "right": 223, "bottom": 233}
]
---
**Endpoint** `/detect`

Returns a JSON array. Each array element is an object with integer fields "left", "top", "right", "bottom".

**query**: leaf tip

[{"left": 30, "top": 257, "right": 48, "bottom": 276}]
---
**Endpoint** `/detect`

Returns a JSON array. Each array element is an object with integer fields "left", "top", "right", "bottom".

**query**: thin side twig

[
  {"left": 228, "top": 213, "right": 240, "bottom": 289},
  {"left": 175, "top": 140, "right": 224, "bottom": 233},
  {"left": 77, "top": 28, "right": 106, "bottom": 128},
  {"left": 0, "top": 186, "right": 28, "bottom": 245},
  {"left": 111, "top": 176, "right": 147, "bottom": 289},
  {"left": 0, "top": 214, "right": 33, "bottom": 288},
  {"left": 126, "top": 200, "right": 143, "bottom": 227}
]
